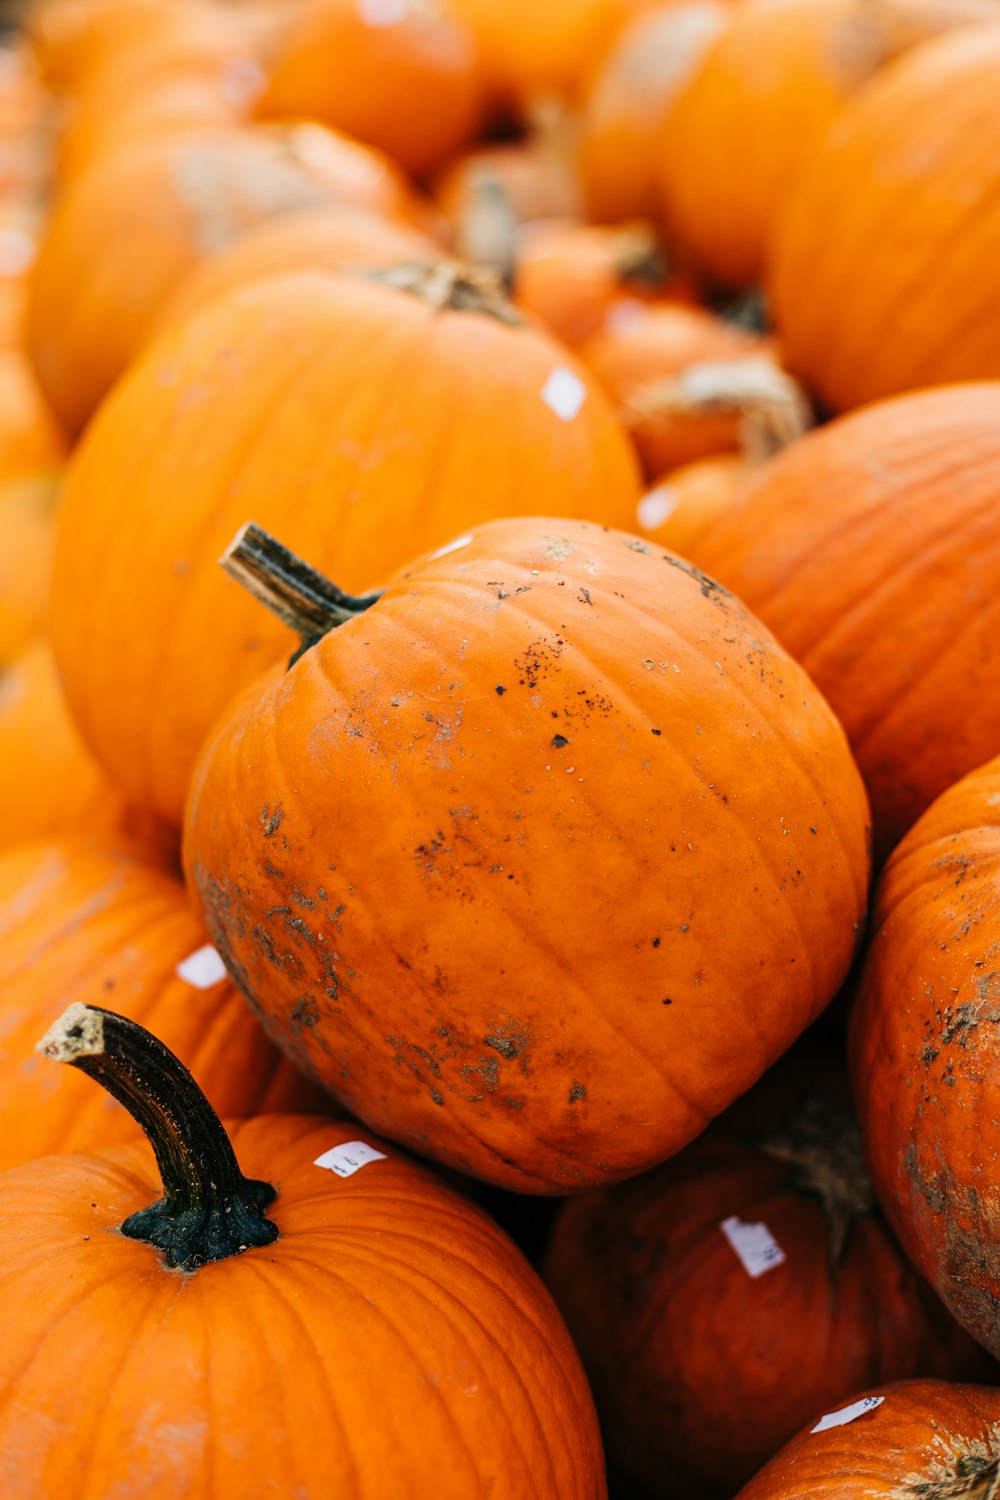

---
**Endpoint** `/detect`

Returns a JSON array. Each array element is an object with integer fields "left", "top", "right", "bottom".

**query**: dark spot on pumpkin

[
  {"left": 663, "top": 998, "right": 673, "bottom": 1006},
  {"left": 290, "top": 996, "right": 320, "bottom": 1030},
  {"left": 652, "top": 937, "right": 660, "bottom": 948},
  {"left": 651, "top": 728, "right": 662, "bottom": 736},
  {"left": 260, "top": 804, "right": 283, "bottom": 838},
  {"left": 568, "top": 1082, "right": 586, "bottom": 1103},
  {"left": 551, "top": 734, "right": 569, "bottom": 748},
  {"left": 495, "top": 685, "right": 505, "bottom": 695},
  {"left": 430, "top": 1091, "right": 444, "bottom": 1106}
]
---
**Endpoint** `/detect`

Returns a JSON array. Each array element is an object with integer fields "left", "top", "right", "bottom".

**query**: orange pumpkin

[
  {"left": 154, "top": 203, "right": 436, "bottom": 340},
  {"left": 453, "top": 0, "right": 646, "bottom": 107},
  {"left": 0, "top": 636, "right": 178, "bottom": 861},
  {"left": 0, "top": 472, "right": 62, "bottom": 665},
  {"left": 578, "top": 301, "right": 809, "bottom": 479},
  {"left": 580, "top": 0, "right": 730, "bottom": 225},
  {"left": 851, "top": 754, "right": 1000, "bottom": 1360},
  {"left": 771, "top": 21, "right": 1000, "bottom": 411},
  {"left": 26, "top": 122, "right": 431, "bottom": 435},
  {"left": 183, "top": 517, "right": 870, "bottom": 1192},
  {"left": 0, "top": 839, "right": 322, "bottom": 1171},
  {"left": 257, "top": 0, "right": 487, "bottom": 179},
  {"left": 513, "top": 219, "right": 685, "bottom": 348},
  {"left": 52, "top": 265, "right": 641, "bottom": 826},
  {"left": 634, "top": 452, "right": 749, "bottom": 554},
  {"left": 5, "top": 1002, "right": 607, "bottom": 1495},
  {"left": 544, "top": 1062, "right": 989, "bottom": 1497},
  {"left": 688, "top": 382, "right": 1000, "bottom": 863},
  {"left": 735, "top": 1380, "right": 1000, "bottom": 1499}
]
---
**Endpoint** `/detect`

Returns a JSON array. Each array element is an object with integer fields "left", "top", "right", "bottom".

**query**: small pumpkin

[
  {"left": 688, "top": 382, "right": 1000, "bottom": 862},
  {"left": 0, "top": 838, "right": 319, "bottom": 1170},
  {"left": 735, "top": 1379, "right": 1000, "bottom": 1500},
  {"left": 578, "top": 301, "right": 810, "bottom": 480},
  {"left": 851, "top": 753, "right": 1000, "bottom": 1361},
  {"left": 0, "top": 1001, "right": 607, "bottom": 1496},
  {"left": 771, "top": 20, "right": 1000, "bottom": 411},
  {"left": 183, "top": 517, "right": 870, "bottom": 1192},
  {"left": 52, "top": 264, "right": 640, "bottom": 825},
  {"left": 544, "top": 1060, "right": 990, "bottom": 1497},
  {"left": 257, "top": 0, "right": 487, "bottom": 179}
]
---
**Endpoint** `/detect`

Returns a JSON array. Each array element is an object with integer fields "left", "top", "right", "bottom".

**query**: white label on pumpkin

[
  {"left": 637, "top": 485, "right": 680, "bottom": 533},
  {"left": 358, "top": 0, "right": 409, "bottom": 26},
  {"left": 314, "top": 1141, "right": 388, "bottom": 1177},
  {"left": 175, "top": 944, "right": 228, "bottom": 989},
  {"left": 541, "top": 367, "right": 587, "bottom": 422},
  {"left": 720, "top": 1215, "right": 786, "bottom": 1278},
  {"left": 811, "top": 1396, "right": 884, "bottom": 1434}
]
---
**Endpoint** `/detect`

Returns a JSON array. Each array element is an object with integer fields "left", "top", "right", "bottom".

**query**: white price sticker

[
  {"left": 811, "top": 1397, "right": 884, "bottom": 1434},
  {"left": 175, "top": 945, "right": 228, "bottom": 989},
  {"left": 720, "top": 1215, "right": 786, "bottom": 1278},
  {"left": 541, "top": 367, "right": 587, "bottom": 422},
  {"left": 314, "top": 1141, "right": 388, "bottom": 1178}
]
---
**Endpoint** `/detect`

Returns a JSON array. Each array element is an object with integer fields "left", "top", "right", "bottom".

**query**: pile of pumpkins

[{"left": 4, "top": 0, "right": 1000, "bottom": 1493}]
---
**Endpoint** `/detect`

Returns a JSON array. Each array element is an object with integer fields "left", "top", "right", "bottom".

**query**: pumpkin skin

[
  {"left": 26, "top": 122, "right": 426, "bottom": 435},
  {"left": 544, "top": 1069, "right": 989, "bottom": 1497},
  {"left": 580, "top": 0, "right": 730, "bottom": 226},
  {"left": 578, "top": 301, "right": 779, "bottom": 479},
  {"left": 635, "top": 453, "right": 748, "bottom": 555},
  {"left": 153, "top": 202, "right": 436, "bottom": 341},
  {"left": 0, "top": 637, "right": 179, "bottom": 862},
  {"left": 0, "top": 839, "right": 319, "bottom": 1170},
  {"left": 0, "top": 472, "right": 61, "bottom": 665},
  {"left": 658, "top": 0, "right": 995, "bottom": 296},
  {"left": 735, "top": 1380, "right": 1000, "bottom": 1500},
  {"left": 52, "top": 268, "right": 640, "bottom": 827},
  {"left": 850, "top": 755, "right": 1000, "bottom": 1362},
  {"left": 257, "top": 0, "right": 487, "bottom": 179},
  {"left": 771, "top": 22, "right": 1000, "bottom": 413},
  {"left": 0, "top": 1109, "right": 606, "bottom": 1498},
  {"left": 183, "top": 516, "right": 871, "bottom": 1193},
  {"left": 688, "top": 382, "right": 1000, "bottom": 864}
]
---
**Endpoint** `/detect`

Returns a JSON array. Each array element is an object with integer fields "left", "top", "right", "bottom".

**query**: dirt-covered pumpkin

[
  {"left": 52, "top": 265, "right": 640, "bottom": 827},
  {"left": 544, "top": 1059, "right": 990, "bottom": 1497},
  {"left": 0, "top": 1002, "right": 607, "bottom": 1497},
  {"left": 771, "top": 20, "right": 1000, "bottom": 412},
  {"left": 688, "top": 382, "right": 1000, "bottom": 863},
  {"left": 735, "top": 1379, "right": 1000, "bottom": 1499},
  {"left": 183, "top": 517, "right": 870, "bottom": 1193},
  {"left": 26, "top": 121, "right": 432, "bottom": 435},
  {"left": 851, "top": 753, "right": 1000, "bottom": 1362},
  {"left": 0, "top": 838, "right": 320, "bottom": 1170}
]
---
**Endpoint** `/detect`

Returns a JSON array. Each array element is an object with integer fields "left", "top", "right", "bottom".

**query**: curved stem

[
  {"left": 221, "top": 521, "right": 382, "bottom": 663},
  {"left": 37, "top": 1003, "right": 279, "bottom": 1271}
]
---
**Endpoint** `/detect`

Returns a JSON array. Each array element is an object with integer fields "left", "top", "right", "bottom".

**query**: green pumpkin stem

[
  {"left": 221, "top": 521, "right": 382, "bottom": 663},
  {"left": 37, "top": 1003, "right": 279, "bottom": 1271}
]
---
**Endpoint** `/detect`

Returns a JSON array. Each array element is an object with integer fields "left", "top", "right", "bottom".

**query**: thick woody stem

[{"left": 625, "top": 355, "right": 814, "bottom": 461}]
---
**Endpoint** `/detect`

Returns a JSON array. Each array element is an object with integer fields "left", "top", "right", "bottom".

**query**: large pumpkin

[
  {"left": 544, "top": 1056, "right": 989, "bottom": 1497},
  {"left": 183, "top": 516, "right": 871, "bottom": 1192},
  {"left": 2, "top": 1002, "right": 607, "bottom": 1497},
  {"left": 688, "top": 382, "right": 1000, "bottom": 863},
  {"left": 51, "top": 265, "right": 640, "bottom": 826},
  {"left": 851, "top": 753, "right": 1000, "bottom": 1361},
  {"left": 0, "top": 838, "right": 319, "bottom": 1170},
  {"left": 771, "top": 21, "right": 1000, "bottom": 412},
  {"left": 735, "top": 1379, "right": 1000, "bottom": 1499},
  {"left": 26, "top": 121, "right": 431, "bottom": 435},
  {"left": 658, "top": 0, "right": 995, "bottom": 295}
]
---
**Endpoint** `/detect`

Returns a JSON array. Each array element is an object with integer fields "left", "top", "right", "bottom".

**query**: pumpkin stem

[
  {"left": 37, "top": 1002, "right": 279, "bottom": 1271},
  {"left": 357, "top": 260, "right": 523, "bottom": 326},
  {"left": 624, "top": 354, "right": 813, "bottom": 461},
  {"left": 612, "top": 224, "right": 668, "bottom": 289},
  {"left": 221, "top": 520, "right": 381, "bottom": 663},
  {"left": 453, "top": 170, "right": 518, "bottom": 294},
  {"left": 758, "top": 1095, "right": 876, "bottom": 1268}
]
